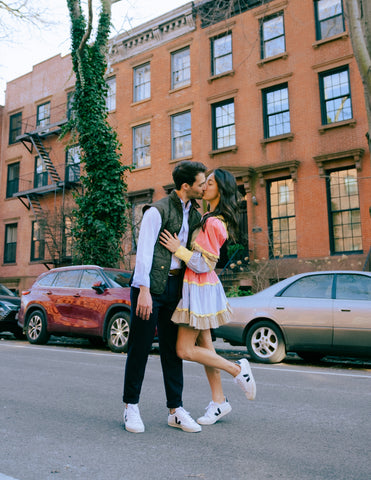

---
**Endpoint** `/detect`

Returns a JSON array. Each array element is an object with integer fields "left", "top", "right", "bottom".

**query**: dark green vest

[{"left": 147, "top": 190, "right": 201, "bottom": 295}]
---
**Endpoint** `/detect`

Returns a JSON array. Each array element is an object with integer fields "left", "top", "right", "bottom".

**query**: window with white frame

[
  {"left": 268, "top": 178, "right": 297, "bottom": 258},
  {"left": 171, "top": 47, "right": 191, "bottom": 89},
  {"left": 212, "top": 100, "right": 235, "bottom": 150},
  {"left": 31, "top": 221, "right": 45, "bottom": 261},
  {"left": 133, "top": 63, "right": 151, "bottom": 102},
  {"left": 263, "top": 83, "right": 291, "bottom": 138},
  {"left": 211, "top": 32, "right": 232, "bottom": 76},
  {"left": 326, "top": 167, "right": 362, "bottom": 253},
  {"left": 65, "top": 145, "right": 81, "bottom": 183},
  {"left": 171, "top": 111, "right": 192, "bottom": 160},
  {"left": 133, "top": 123, "right": 151, "bottom": 168},
  {"left": 314, "top": 0, "right": 345, "bottom": 40},
  {"left": 261, "top": 12, "right": 285, "bottom": 59},
  {"left": 34, "top": 156, "right": 48, "bottom": 188},
  {"left": 319, "top": 66, "right": 352, "bottom": 125},
  {"left": 106, "top": 77, "right": 116, "bottom": 111}
]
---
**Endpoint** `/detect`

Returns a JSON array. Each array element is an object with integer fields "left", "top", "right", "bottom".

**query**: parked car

[
  {"left": 0, "top": 284, "right": 22, "bottom": 338},
  {"left": 215, "top": 271, "right": 371, "bottom": 363},
  {"left": 18, "top": 265, "right": 132, "bottom": 353}
]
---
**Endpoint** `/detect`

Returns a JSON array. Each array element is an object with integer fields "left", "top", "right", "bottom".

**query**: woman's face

[{"left": 203, "top": 173, "right": 220, "bottom": 203}]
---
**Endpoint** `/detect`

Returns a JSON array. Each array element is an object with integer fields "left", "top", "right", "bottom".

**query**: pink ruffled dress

[{"left": 171, "top": 216, "right": 232, "bottom": 330}]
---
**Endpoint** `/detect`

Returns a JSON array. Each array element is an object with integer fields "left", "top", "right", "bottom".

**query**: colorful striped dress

[{"left": 171, "top": 215, "right": 232, "bottom": 330}]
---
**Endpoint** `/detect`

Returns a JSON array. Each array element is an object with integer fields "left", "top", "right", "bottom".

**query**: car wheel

[
  {"left": 26, "top": 310, "right": 50, "bottom": 345},
  {"left": 246, "top": 321, "right": 286, "bottom": 364},
  {"left": 107, "top": 311, "right": 130, "bottom": 353},
  {"left": 296, "top": 351, "right": 324, "bottom": 363}
]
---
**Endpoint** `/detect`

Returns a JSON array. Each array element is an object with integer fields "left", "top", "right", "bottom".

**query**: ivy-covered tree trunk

[{"left": 66, "top": 0, "right": 130, "bottom": 266}]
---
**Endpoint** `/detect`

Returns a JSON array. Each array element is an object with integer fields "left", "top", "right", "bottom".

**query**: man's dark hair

[{"left": 172, "top": 161, "right": 207, "bottom": 190}]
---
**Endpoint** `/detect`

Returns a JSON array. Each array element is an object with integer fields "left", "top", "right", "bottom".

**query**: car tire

[
  {"left": 246, "top": 320, "right": 286, "bottom": 364},
  {"left": 107, "top": 311, "right": 130, "bottom": 353},
  {"left": 296, "top": 351, "right": 324, "bottom": 363},
  {"left": 26, "top": 310, "right": 50, "bottom": 345}
]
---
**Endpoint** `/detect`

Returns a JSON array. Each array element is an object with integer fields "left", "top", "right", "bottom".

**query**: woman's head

[{"left": 202, "top": 169, "right": 240, "bottom": 241}]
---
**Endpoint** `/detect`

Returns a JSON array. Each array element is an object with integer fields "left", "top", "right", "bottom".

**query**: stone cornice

[{"left": 108, "top": 3, "right": 195, "bottom": 67}]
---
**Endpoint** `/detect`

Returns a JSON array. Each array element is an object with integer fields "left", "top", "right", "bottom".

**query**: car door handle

[
  {"left": 340, "top": 308, "right": 351, "bottom": 312},
  {"left": 46, "top": 291, "right": 52, "bottom": 295},
  {"left": 73, "top": 293, "right": 81, "bottom": 297},
  {"left": 276, "top": 306, "right": 285, "bottom": 310}
]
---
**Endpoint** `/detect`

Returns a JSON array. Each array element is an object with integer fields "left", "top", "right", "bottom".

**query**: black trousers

[{"left": 123, "top": 276, "right": 183, "bottom": 409}]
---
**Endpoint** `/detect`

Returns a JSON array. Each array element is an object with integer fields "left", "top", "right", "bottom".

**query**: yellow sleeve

[{"left": 174, "top": 245, "right": 193, "bottom": 264}]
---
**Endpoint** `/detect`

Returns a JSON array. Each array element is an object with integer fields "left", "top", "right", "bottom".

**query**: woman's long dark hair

[{"left": 200, "top": 169, "right": 239, "bottom": 242}]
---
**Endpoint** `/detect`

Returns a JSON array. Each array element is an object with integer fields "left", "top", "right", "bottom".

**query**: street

[{"left": 0, "top": 338, "right": 370, "bottom": 480}]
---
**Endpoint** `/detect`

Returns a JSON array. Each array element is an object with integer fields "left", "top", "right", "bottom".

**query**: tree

[
  {"left": 66, "top": 0, "right": 130, "bottom": 267},
  {"left": 344, "top": 0, "right": 371, "bottom": 150},
  {"left": 0, "top": 0, "right": 49, "bottom": 40}
]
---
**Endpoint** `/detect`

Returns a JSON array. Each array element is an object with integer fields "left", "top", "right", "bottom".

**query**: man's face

[{"left": 185, "top": 172, "right": 206, "bottom": 200}]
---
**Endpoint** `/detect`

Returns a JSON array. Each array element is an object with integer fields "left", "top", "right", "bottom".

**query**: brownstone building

[{"left": 1, "top": 0, "right": 370, "bottom": 293}]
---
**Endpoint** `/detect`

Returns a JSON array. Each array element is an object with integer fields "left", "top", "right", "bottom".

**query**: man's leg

[{"left": 123, "top": 287, "right": 157, "bottom": 405}]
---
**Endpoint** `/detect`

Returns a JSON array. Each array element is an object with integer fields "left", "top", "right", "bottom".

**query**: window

[
  {"left": 336, "top": 274, "right": 371, "bottom": 301},
  {"left": 63, "top": 216, "right": 73, "bottom": 258},
  {"left": 133, "top": 63, "right": 150, "bottom": 102},
  {"left": 34, "top": 156, "right": 48, "bottom": 188},
  {"left": 67, "top": 91, "right": 75, "bottom": 120},
  {"left": 319, "top": 67, "right": 352, "bottom": 125},
  {"left": 211, "top": 32, "right": 232, "bottom": 76},
  {"left": 268, "top": 178, "right": 297, "bottom": 258},
  {"left": 106, "top": 77, "right": 116, "bottom": 111},
  {"left": 212, "top": 100, "right": 235, "bottom": 150},
  {"left": 65, "top": 145, "right": 81, "bottom": 183},
  {"left": 80, "top": 270, "right": 105, "bottom": 289},
  {"left": 171, "top": 111, "right": 192, "bottom": 159},
  {"left": 133, "top": 124, "right": 151, "bottom": 168},
  {"left": 31, "top": 221, "right": 45, "bottom": 261},
  {"left": 6, "top": 162, "right": 19, "bottom": 198},
  {"left": 281, "top": 274, "right": 333, "bottom": 299},
  {"left": 327, "top": 168, "right": 362, "bottom": 253},
  {"left": 9, "top": 112, "right": 22, "bottom": 144},
  {"left": 263, "top": 84, "right": 290, "bottom": 138},
  {"left": 53, "top": 270, "right": 81, "bottom": 288},
  {"left": 171, "top": 47, "right": 191, "bottom": 89},
  {"left": 314, "top": 0, "right": 345, "bottom": 40},
  {"left": 4, "top": 223, "right": 17, "bottom": 264},
  {"left": 36, "top": 102, "right": 51, "bottom": 128},
  {"left": 37, "top": 272, "right": 58, "bottom": 287},
  {"left": 261, "top": 13, "right": 285, "bottom": 59}
]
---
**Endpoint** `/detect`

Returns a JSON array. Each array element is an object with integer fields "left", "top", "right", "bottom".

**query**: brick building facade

[{"left": 1, "top": 0, "right": 370, "bottom": 293}]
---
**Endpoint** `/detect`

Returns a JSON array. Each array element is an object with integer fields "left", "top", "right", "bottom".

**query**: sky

[{"left": 0, "top": 0, "right": 188, "bottom": 105}]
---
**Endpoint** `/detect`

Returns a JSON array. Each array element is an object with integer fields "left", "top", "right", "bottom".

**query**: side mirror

[{"left": 92, "top": 282, "right": 107, "bottom": 294}]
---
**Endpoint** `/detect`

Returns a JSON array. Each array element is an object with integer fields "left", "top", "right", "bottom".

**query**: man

[{"left": 123, "top": 160, "right": 207, "bottom": 433}]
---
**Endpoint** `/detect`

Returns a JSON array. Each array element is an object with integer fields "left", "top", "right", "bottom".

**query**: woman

[{"left": 159, "top": 169, "right": 256, "bottom": 426}]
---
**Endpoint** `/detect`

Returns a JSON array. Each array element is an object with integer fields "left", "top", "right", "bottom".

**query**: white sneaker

[
  {"left": 168, "top": 407, "right": 201, "bottom": 432},
  {"left": 197, "top": 399, "right": 232, "bottom": 425},
  {"left": 123, "top": 404, "right": 145, "bottom": 433},
  {"left": 234, "top": 358, "right": 256, "bottom": 400}
]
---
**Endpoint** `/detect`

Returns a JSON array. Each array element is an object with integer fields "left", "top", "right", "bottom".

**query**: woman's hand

[{"left": 159, "top": 229, "right": 181, "bottom": 253}]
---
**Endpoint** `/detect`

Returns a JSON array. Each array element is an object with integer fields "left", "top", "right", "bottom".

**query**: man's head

[{"left": 172, "top": 161, "right": 207, "bottom": 201}]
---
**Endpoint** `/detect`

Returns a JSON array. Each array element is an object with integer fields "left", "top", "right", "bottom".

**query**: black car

[{"left": 0, "top": 284, "right": 22, "bottom": 338}]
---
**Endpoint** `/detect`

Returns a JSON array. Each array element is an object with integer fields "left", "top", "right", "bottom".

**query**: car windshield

[
  {"left": 0, "top": 284, "right": 16, "bottom": 296},
  {"left": 103, "top": 269, "right": 131, "bottom": 288}
]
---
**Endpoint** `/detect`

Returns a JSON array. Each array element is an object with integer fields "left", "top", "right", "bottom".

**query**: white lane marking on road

[
  {"left": 1, "top": 341, "right": 371, "bottom": 379},
  {"left": 0, "top": 474, "right": 21, "bottom": 480}
]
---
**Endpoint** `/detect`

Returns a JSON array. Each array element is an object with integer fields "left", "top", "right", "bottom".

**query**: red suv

[{"left": 18, "top": 265, "right": 132, "bottom": 353}]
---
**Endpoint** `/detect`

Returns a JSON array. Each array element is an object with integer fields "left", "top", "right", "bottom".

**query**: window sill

[
  {"left": 132, "top": 165, "right": 151, "bottom": 171},
  {"left": 208, "top": 145, "right": 238, "bottom": 157},
  {"left": 169, "top": 155, "right": 193, "bottom": 164},
  {"left": 207, "top": 70, "right": 235, "bottom": 83},
  {"left": 257, "top": 52, "right": 288, "bottom": 68},
  {"left": 131, "top": 97, "right": 151, "bottom": 107},
  {"left": 319, "top": 119, "right": 356, "bottom": 134},
  {"left": 169, "top": 83, "right": 191, "bottom": 94},
  {"left": 312, "top": 31, "right": 348, "bottom": 49},
  {"left": 260, "top": 133, "right": 294, "bottom": 145}
]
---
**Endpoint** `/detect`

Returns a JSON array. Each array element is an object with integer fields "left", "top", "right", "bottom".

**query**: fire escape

[{"left": 14, "top": 104, "right": 79, "bottom": 267}]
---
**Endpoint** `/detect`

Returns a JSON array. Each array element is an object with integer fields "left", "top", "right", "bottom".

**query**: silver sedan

[{"left": 215, "top": 270, "right": 371, "bottom": 363}]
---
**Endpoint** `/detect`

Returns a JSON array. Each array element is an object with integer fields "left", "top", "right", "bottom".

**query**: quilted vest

[{"left": 146, "top": 190, "right": 201, "bottom": 295}]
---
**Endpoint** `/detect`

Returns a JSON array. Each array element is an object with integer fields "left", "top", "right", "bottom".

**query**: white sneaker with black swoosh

[
  {"left": 197, "top": 399, "right": 232, "bottom": 425},
  {"left": 168, "top": 407, "right": 201, "bottom": 432}
]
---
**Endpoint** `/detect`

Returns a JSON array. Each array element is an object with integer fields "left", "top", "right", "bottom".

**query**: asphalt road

[{"left": 0, "top": 338, "right": 370, "bottom": 480}]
